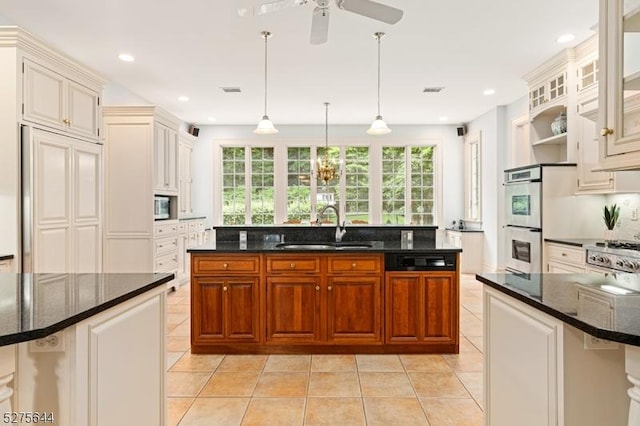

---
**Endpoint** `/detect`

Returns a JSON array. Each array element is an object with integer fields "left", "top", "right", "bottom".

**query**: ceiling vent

[
  {"left": 220, "top": 87, "right": 242, "bottom": 93},
  {"left": 423, "top": 87, "right": 444, "bottom": 93}
]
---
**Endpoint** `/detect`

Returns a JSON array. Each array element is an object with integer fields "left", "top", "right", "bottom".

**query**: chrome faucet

[{"left": 318, "top": 205, "right": 346, "bottom": 243}]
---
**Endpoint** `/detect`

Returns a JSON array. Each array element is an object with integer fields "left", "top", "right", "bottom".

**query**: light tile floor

[{"left": 166, "top": 273, "right": 484, "bottom": 425}]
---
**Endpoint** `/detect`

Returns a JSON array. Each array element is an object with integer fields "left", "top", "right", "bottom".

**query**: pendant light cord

[
  {"left": 376, "top": 34, "right": 381, "bottom": 117},
  {"left": 264, "top": 32, "right": 269, "bottom": 117},
  {"left": 325, "top": 102, "right": 329, "bottom": 149}
]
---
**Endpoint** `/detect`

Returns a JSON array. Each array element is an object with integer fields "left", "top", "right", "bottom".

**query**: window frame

[{"left": 464, "top": 131, "right": 482, "bottom": 223}]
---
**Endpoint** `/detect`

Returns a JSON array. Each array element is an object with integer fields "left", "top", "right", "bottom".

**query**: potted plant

[{"left": 603, "top": 204, "right": 620, "bottom": 241}]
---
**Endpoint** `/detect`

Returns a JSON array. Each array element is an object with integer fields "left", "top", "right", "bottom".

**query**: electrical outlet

[
  {"left": 632, "top": 208, "right": 638, "bottom": 221},
  {"left": 29, "top": 332, "right": 65, "bottom": 353},
  {"left": 583, "top": 333, "right": 619, "bottom": 350}
]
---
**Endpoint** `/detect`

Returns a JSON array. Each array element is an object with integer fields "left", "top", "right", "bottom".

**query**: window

[
  {"left": 217, "top": 141, "right": 440, "bottom": 226},
  {"left": 465, "top": 132, "right": 482, "bottom": 222}
]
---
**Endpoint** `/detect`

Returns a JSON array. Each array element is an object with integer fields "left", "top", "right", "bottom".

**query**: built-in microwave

[
  {"left": 154, "top": 196, "right": 170, "bottom": 220},
  {"left": 504, "top": 166, "right": 542, "bottom": 229}
]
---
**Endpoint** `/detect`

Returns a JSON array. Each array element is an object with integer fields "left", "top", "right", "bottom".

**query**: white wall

[
  {"left": 606, "top": 193, "right": 640, "bottom": 241},
  {"left": 191, "top": 124, "right": 463, "bottom": 230}
]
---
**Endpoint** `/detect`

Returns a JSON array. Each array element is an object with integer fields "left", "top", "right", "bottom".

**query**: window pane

[
  {"left": 344, "top": 147, "right": 369, "bottom": 223},
  {"left": 287, "top": 147, "right": 312, "bottom": 222},
  {"left": 222, "top": 147, "right": 246, "bottom": 225},
  {"left": 382, "top": 147, "right": 406, "bottom": 224},
  {"left": 410, "top": 146, "right": 435, "bottom": 225},
  {"left": 251, "top": 147, "right": 275, "bottom": 224}
]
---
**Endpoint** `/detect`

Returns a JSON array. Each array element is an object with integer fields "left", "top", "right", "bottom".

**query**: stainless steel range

[{"left": 586, "top": 242, "right": 640, "bottom": 273}]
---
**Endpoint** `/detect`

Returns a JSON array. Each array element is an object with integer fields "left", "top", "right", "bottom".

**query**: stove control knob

[
  {"left": 589, "top": 255, "right": 597, "bottom": 262},
  {"left": 632, "top": 261, "right": 640, "bottom": 271},
  {"left": 623, "top": 260, "right": 634, "bottom": 269},
  {"left": 616, "top": 259, "right": 625, "bottom": 268}
]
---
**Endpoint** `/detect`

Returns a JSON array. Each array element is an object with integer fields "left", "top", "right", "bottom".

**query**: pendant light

[
  {"left": 366, "top": 32, "right": 391, "bottom": 135},
  {"left": 254, "top": 31, "right": 278, "bottom": 134},
  {"left": 317, "top": 102, "right": 339, "bottom": 185}
]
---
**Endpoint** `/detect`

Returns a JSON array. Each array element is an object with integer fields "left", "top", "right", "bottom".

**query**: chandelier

[{"left": 317, "top": 102, "right": 340, "bottom": 185}]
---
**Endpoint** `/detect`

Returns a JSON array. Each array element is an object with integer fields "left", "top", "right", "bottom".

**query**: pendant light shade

[
  {"left": 255, "top": 31, "right": 278, "bottom": 134},
  {"left": 367, "top": 32, "right": 391, "bottom": 135}
]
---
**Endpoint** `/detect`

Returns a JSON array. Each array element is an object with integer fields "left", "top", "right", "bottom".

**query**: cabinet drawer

[
  {"left": 192, "top": 255, "right": 261, "bottom": 274},
  {"left": 546, "top": 243, "right": 585, "bottom": 266},
  {"left": 188, "top": 232, "right": 198, "bottom": 247},
  {"left": 178, "top": 222, "right": 187, "bottom": 233},
  {"left": 155, "top": 235, "right": 178, "bottom": 256},
  {"left": 266, "top": 255, "right": 321, "bottom": 274},
  {"left": 155, "top": 252, "right": 178, "bottom": 272},
  {"left": 327, "top": 255, "right": 382, "bottom": 274},
  {"left": 154, "top": 221, "right": 178, "bottom": 236},
  {"left": 188, "top": 221, "right": 197, "bottom": 232}
]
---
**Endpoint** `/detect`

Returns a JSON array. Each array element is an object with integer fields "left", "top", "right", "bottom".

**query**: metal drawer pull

[
  {"left": 223, "top": 263, "right": 229, "bottom": 269},
  {"left": 352, "top": 263, "right": 357, "bottom": 268},
  {"left": 290, "top": 263, "right": 296, "bottom": 269},
  {"left": 561, "top": 253, "right": 567, "bottom": 257},
  {"left": 315, "top": 286, "right": 320, "bottom": 291}
]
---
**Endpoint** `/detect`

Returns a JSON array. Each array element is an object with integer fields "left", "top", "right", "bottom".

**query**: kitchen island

[
  {"left": 188, "top": 226, "right": 462, "bottom": 355},
  {"left": 0, "top": 272, "right": 173, "bottom": 426},
  {"left": 477, "top": 272, "right": 640, "bottom": 426}
]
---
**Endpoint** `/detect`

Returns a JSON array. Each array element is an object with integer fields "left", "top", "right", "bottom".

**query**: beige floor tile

[
  {"left": 253, "top": 372, "right": 309, "bottom": 397},
  {"left": 362, "top": 397, "right": 429, "bottom": 426},
  {"left": 311, "top": 354, "right": 357, "bottom": 371},
  {"left": 399, "top": 354, "right": 452, "bottom": 372},
  {"left": 305, "top": 397, "right": 365, "bottom": 425},
  {"left": 171, "top": 352, "right": 224, "bottom": 372},
  {"left": 409, "top": 372, "right": 471, "bottom": 398},
  {"left": 169, "top": 321, "right": 191, "bottom": 337},
  {"left": 442, "top": 351, "right": 484, "bottom": 373},
  {"left": 308, "top": 372, "right": 361, "bottom": 397},
  {"left": 167, "top": 397, "right": 194, "bottom": 426},
  {"left": 241, "top": 398, "right": 305, "bottom": 426},
  {"left": 420, "top": 398, "right": 484, "bottom": 426},
  {"left": 466, "top": 335, "right": 484, "bottom": 353},
  {"left": 167, "top": 322, "right": 181, "bottom": 334},
  {"left": 358, "top": 372, "right": 415, "bottom": 397},
  {"left": 217, "top": 355, "right": 268, "bottom": 372},
  {"left": 166, "top": 296, "right": 186, "bottom": 305},
  {"left": 178, "top": 397, "right": 249, "bottom": 426},
  {"left": 355, "top": 354, "right": 403, "bottom": 371},
  {"left": 167, "top": 371, "right": 212, "bottom": 397},
  {"left": 168, "top": 312, "right": 190, "bottom": 324},
  {"left": 457, "top": 372, "right": 484, "bottom": 408},
  {"left": 460, "top": 315, "right": 484, "bottom": 337},
  {"left": 200, "top": 371, "right": 260, "bottom": 397},
  {"left": 264, "top": 354, "right": 311, "bottom": 371},
  {"left": 167, "top": 303, "right": 191, "bottom": 314},
  {"left": 168, "top": 336, "right": 192, "bottom": 352},
  {"left": 167, "top": 351, "right": 186, "bottom": 370}
]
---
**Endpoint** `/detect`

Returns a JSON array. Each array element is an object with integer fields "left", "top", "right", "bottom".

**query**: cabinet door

[
  {"left": 67, "top": 80, "right": 100, "bottom": 139},
  {"left": 225, "top": 278, "right": 260, "bottom": 341},
  {"left": 422, "top": 273, "right": 457, "bottom": 343},
  {"left": 192, "top": 277, "right": 225, "bottom": 341},
  {"left": 266, "top": 276, "right": 321, "bottom": 343},
  {"left": 153, "top": 124, "right": 167, "bottom": 192},
  {"left": 73, "top": 142, "right": 102, "bottom": 272},
  {"left": 547, "top": 261, "right": 585, "bottom": 273},
  {"left": 576, "top": 115, "right": 614, "bottom": 192},
  {"left": 23, "top": 59, "right": 65, "bottom": 132},
  {"left": 326, "top": 276, "right": 381, "bottom": 343},
  {"left": 385, "top": 273, "right": 422, "bottom": 343},
  {"left": 179, "top": 140, "right": 193, "bottom": 215},
  {"left": 165, "top": 129, "right": 179, "bottom": 193}
]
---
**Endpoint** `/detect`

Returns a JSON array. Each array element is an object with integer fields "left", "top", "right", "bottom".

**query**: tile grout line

[{"left": 400, "top": 354, "right": 434, "bottom": 426}]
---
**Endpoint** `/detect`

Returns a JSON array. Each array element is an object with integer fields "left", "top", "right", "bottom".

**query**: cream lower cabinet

[
  {"left": 0, "top": 259, "right": 12, "bottom": 272},
  {"left": 16, "top": 286, "right": 166, "bottom": 426},
  {"left": 484, "top": 287, "right": 628, "bottom": 426},
  {"left": 154, "top": 221, "right": 179, "bottom": 290},
  {"left": 445, "top": 230, "right": 484, "bottom": 273},
  {"left": 544, "top": 242, "right": 586, "bottom": 273}
]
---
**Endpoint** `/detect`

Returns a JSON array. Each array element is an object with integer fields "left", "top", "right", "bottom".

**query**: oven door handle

[{"left": 505, "top": 225, "right": 541, "bottom": 232}]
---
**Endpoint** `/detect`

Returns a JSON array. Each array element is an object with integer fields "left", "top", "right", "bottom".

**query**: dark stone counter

[
  {"left": 477, "top": 272, "right": 640, "bottom": 346},
  {"left": 0, "top": 273, "right": 173, "bottom": 346}
]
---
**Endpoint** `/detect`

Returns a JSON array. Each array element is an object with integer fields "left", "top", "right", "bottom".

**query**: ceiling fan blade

[
  {"left": 252, "top": 0, "right": 307, "bottom": 16},
  {"left": 310, "top": 6, "right": 330, "bottom": 44},
  {"left": 334, "top": 0, "right": 403, "bottom": 24}
]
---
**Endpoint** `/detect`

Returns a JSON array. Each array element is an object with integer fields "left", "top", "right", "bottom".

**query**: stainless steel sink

[{"left": 276, "top": 242, "right": 373, "bottom": 250}]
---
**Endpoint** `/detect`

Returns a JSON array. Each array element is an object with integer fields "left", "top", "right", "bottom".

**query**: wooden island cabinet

[{"left": 190, "top": 251, "right": 459, "bottom": 354}]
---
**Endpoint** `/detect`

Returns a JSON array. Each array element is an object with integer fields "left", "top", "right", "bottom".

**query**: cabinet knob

[
  {"left": 561, "top": 253, "right": 567, "bottom": 257},
  {"left": 63, "top": 118, "right": 71, "bottom": 125},
  {"left": 223, "top": 286, "right": 228, "bottom": 291},
  {"left": 158, "top": 229, "right": 163, "bottom": 233},
  {"left": 351, "top": 263, "right": 357, "bottom": 269},
  {"left": 315, "top": 286, "right": 320, "bottom": 291},
  {"left": 327, "top": 286, "right": 333, "bottom": 291},
  {"left": 601, "top": 127, "right": 614, "bottom": 136},
  {"left": 223, "top": 263, "right": 229, "bottom": 269},
  {"left": 290, "top": 263, "right": 296, "bottom": 269}
]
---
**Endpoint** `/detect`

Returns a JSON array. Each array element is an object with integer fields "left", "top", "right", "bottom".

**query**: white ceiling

[{"left": 0, "top": 0, "right": 598, "bottom": 126}]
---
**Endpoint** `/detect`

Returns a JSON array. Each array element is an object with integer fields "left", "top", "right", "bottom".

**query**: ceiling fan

[{"left": 239, "top": 0, "right": 403, "bottom": 44}]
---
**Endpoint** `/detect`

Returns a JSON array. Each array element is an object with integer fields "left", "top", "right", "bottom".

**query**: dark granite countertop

[
  {"left": 544, "top": 238, "right": 603, "bottom": 247},
  {"left": 477, "top": 272, "right": 640, "bottom": 346},
  {"left": 0, "top": 254, "right": 14, "bottom": 261},
  {"left": 0, "top": 273, "right": 173, "bottom": 346},
  {"left": 188, "top": 240, "right": 461, "bottom": 253}
]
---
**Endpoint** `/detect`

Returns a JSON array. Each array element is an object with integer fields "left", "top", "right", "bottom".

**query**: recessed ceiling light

[
  {"left": 556, "top": 33, "right": 575, "bottom": 44},
  {"left": 207, "top": 117, "right": 217, "bottom": 122},
  {"left": 118, "top": 53, "right": 135, "bottom": 62},
  {"left": 439, "top": 116, "right": 448, "bottom": 121},
  {"left": 483, "top": 89, "right": 496, "bottom": 96},
  {"left": 178, "top": 96, "right": 190, "bottom": 102}
]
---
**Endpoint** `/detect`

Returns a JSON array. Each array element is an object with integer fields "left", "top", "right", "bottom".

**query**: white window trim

[
  {"left": 464, "top": 131, "right": 482, "bottom": 223},
  {"left": 212, "top": 137, "right": 444, "bottom": 227}
]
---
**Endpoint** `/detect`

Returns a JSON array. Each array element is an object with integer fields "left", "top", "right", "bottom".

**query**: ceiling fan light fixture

[
  {"left": 255, "top": 31, "right": 278, "bottom": 135},
  {"left": 254, "top": 115, "right": 279, "bottom": 134},
  {"left": 367, "top": 31, "right": 391, "bottom": 136}
]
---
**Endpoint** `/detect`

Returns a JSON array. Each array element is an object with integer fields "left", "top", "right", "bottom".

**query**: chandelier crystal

[{"left": 317, "top": 102, "right": 339, "bottom": 185}]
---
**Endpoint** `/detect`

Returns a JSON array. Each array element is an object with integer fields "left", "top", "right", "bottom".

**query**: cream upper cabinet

[
  {"left": 154, "top": 123, "right": 178, "bottom": 195},
  {"left": 23, "top": 58, "right": 100, "bottom": 141},
  {"left": 598, "top": 0, "right": 640, "bottom": 170},
  {"left": 178, "top": 133, "right": 195, "bottom": 216}
]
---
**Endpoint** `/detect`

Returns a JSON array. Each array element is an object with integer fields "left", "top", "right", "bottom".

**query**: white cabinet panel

[
  {"left": 75, "top": 224, "right": 101, "bottom": 273},
  {"left": 74, "top": 143, "right": 101, "bottom": 222},
  {"left": 23, "top": 59, "right": 65, "bottom": 131},
  {"left": 67, "top": 80, "right": 99, "bottom": 139},
  {"left": 154, "top": 123, "right": 179, "bottom": 195},
  {"left": 36, "top": 136, "right": 71, "bottom": 224},
  {"left": 37, "top": 227, "right": 70, "bottom": 273},
  {"left": 104, "top": 238, "right": 153, "bottom": 273}
]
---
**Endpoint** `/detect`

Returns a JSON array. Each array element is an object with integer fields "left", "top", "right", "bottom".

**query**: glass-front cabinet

[{"left": 599, "top": 0, "right": 640, "bottom": 169}]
